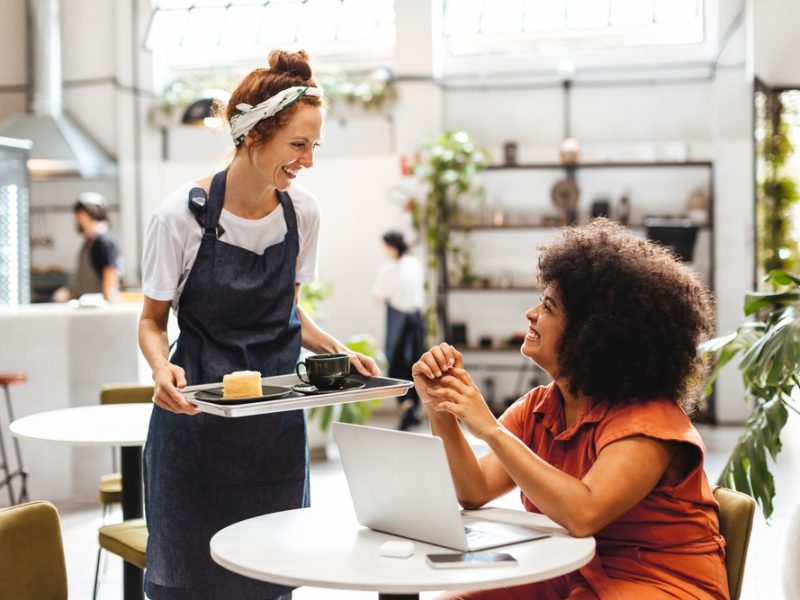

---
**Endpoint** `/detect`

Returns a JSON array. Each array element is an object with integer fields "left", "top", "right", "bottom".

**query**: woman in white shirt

[
  {"left": 138, "top": 49, "right": 378, "bottom": 600},
  {"left": 373, "top": 230, "right": 425, "bottom": 430}
]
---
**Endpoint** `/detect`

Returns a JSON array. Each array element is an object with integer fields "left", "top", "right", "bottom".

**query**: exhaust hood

[{"left": 0, "top": 0, "right": 116, "bottom": 180}]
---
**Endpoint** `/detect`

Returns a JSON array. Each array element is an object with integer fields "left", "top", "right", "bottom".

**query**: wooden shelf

[
  {"left": 449, "top": 222, "right": 711, "bottom": 231},
  {"left": 485, "top": 160, "right": 713, "bottom": 171},
  {"left": 448, "top": 285, "right": 540, "bottom": 292}
]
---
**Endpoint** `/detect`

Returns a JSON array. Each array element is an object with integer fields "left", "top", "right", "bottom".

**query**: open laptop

[{"left": 332, "top": 422, "right": 551, "bottom": 552}]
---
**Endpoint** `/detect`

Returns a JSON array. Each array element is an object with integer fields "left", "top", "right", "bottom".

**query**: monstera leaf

[{"left": 702, "top": 270, "right": 800, "bottom": 519}]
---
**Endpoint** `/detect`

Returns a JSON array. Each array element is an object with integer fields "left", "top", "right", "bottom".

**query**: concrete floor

[{"left": 56, "top": 412, "right": 800, "bottom": 600}]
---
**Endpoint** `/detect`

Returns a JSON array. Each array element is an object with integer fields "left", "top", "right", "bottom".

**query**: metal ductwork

[{"left": 0, "top": 0, "right": 116, "bottom": 180}]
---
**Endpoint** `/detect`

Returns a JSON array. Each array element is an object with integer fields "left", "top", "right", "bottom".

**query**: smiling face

[
  {"left": 246, "top": 103, "right": 324, "bottom": 191},
  {"left": 521, "top": 286, "right": 567, "bottom": 378}
]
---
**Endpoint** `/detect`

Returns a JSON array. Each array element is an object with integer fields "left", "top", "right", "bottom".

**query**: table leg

[
  {"left": 121, "top": 446, "right": 143, "bottom": 519},
  {"left": 120, "top": 446, "right": 144, "bottom": 600}
]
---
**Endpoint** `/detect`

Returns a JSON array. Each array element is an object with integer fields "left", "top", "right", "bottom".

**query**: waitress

[{"left": 138, "top": 49, "right": 379, "bottom": 600}]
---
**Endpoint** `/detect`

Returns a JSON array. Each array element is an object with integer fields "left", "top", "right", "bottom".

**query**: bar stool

[{"left": 0, "top": 373, "right": 29, "bottom": 505}]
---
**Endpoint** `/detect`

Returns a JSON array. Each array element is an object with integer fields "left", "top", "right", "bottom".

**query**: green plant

[
  {"left": 150, "top": 69, "right": 395, "bottom": 127},
  {"left": 316, "top": 68, "right": 396, "bottom": 111},
  {"left": 308, "top": 334, "right": 388, "bottom": 431},
  {"left": 299, "top": 281, "right": 334, "bottom": 317},
  {"left": 755, "top": 90, "right": 799, "bottom": 279},
  {"left": 701, "top": 269, "right": 800, "bottom": 519},
  {"left": 412, "top": 130, "right": 489, "bottom": 336}
]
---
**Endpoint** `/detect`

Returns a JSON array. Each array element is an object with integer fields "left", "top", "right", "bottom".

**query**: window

[
  {"left": 443, "top": 0, "right": 704, "bottom": 56},
  {"left": 145, "top": 0, "right": 395, "bottom": 69}
]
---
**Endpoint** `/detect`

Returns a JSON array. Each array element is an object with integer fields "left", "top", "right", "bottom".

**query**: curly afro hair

[{"left": 537, "top": 218, "right": 715, "bottom": 412}]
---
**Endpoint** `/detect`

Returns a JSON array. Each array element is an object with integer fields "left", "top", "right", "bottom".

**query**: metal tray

[{"left": 184, "top": 373, "right": 413, "bottom": 418}]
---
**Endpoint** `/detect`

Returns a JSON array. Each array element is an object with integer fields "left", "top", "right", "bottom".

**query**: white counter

[{"left": 0, "top": 302, "right": 148, "bottom": 505}]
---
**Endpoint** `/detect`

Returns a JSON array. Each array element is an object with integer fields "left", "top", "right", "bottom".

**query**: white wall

[{"left": 752, "top": 0, "right": 800, "bottom": 87}]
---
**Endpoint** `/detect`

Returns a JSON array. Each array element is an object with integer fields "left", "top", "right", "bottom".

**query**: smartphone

[{"left": 426, "top": 551, "right": 518, "bottom": 569}]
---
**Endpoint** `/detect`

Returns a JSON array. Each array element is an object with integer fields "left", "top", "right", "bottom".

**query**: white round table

[
  {"left": 11, "top": 403, "right": 152, "bottom": 600},
  {"left": 211, "top": 506, "right": 596, "bottom": 599}
]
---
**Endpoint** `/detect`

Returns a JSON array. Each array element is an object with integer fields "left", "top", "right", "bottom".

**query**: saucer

[
  {"left": 194, "top": 385, "right": 292, "bottom": 404},
  {"left": 291, "top": 379, "right": 367, "bottom": 395}
]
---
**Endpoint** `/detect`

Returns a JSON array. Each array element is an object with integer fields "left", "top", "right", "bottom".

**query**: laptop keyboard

[{"left": 464, "top": 525, "right": 505, "bottom": 545}]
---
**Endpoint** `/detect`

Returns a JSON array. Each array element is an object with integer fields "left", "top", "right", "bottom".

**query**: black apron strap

[{"left": 187, "top": 170, "right": 228, "bottom": 239}]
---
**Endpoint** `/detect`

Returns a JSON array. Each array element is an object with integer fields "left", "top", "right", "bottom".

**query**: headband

[{"left": 229, "top": 86, "right": 324, "bottom": 146}]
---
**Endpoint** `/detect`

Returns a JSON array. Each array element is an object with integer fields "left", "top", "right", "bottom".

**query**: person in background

[
  {"left": 71, "top": 192, "right": 122, "bottom": 302},
  {"left": 413, "top": 219, "right": 728, "bottom": 599},
  {"left": 373, "top": 229, "right": 425, "bottom": 430},
  {"left": 138, "top": 49, "right": 379, "bottom": 600}
]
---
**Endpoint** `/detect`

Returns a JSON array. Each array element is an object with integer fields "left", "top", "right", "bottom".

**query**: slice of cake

[{"left": 222, "top": 370, "right": 262, "bottom": 399}]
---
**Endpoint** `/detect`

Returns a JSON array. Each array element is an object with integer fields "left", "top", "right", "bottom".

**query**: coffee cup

[{"left": 295, "top": 353, "right": 350, "bottom": 390}]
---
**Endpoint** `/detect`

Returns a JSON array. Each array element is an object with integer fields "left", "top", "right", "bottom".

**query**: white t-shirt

[
  {"left": 372, "top": 253, "right": 425, "bottom": 313},
  {"left": 142, "top": 180, "right": 320, "bottom": 313}
]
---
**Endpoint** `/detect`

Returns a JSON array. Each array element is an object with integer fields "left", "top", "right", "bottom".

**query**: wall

[
  {"left": 752, "top": 0, "right": 800, "bottom": 87},
  {"left": 0, "top": 0, "right": 774, "bottom": 423}
]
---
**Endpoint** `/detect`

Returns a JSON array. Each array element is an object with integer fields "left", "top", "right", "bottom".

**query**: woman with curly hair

[{"left": 412, "top": 219, "right": 727, "bottom": 599}]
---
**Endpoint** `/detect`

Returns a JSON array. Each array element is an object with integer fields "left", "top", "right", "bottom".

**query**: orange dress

[{"left": 442, "top": 383, "right": 729, "bottom": 600}]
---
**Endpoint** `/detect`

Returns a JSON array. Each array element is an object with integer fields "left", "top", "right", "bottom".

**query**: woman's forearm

[
  {"left": 425, "top": 406, "right": 502, "bottom": 508},
  {"left": 482, "top": 426, "right": 596, "bottom": 533}
]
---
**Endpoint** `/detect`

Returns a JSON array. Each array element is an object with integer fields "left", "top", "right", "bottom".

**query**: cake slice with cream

[{"left": 222, "top": 370, "right": 262, "bottom": 399}]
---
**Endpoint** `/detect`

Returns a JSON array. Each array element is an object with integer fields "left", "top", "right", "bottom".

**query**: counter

[{"left": 0, "top": 302, "right": 148, "bottom": 505}]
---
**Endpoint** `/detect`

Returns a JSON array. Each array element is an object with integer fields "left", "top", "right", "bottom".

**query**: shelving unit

[{"left": 439, "top": 158, "right": 716, "bottom": 420}]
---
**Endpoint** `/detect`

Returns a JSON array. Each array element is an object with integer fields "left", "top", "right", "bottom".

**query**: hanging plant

[
  {"left": 412, "top": 130, "right": 489, "bottom": 337},
  {"left": 756, "top": 90, "right": 800, "bottom": 281},
  {"left": 150, "top": 69, "right": 395, "bottom": 127},
  {"left": 316, "top": 68, "right": 396, "bottom": 111}
]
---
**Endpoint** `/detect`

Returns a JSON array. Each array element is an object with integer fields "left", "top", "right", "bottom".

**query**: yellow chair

[
  {"left": 96, "top": 383, "right": 154, "bottom": 514},
  {"left": 714, "top": 486, "right": 756, "bottom": 600},
  {"left": 99, "top": 518, "right": 148, "bottom": 569},
  {"left": 92, "top": 383, "right": 152, "bottom": 600},
  {"left": 0, "top": 500, "right": 68, "bottom": 600}
]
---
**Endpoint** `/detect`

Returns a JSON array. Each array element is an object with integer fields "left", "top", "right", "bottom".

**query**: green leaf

[
  {"left": 744, "top": 291, "right": 800, "bottom": 315},
  {"left": 765, "top": 270, "right": 800, "bottom": 286}
]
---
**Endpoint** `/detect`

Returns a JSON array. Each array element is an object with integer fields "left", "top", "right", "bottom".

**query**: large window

[
  {"left": 145, "top": 0, "right": 395, "bottom": 69},
  {"left": 443, "top": 0, "right": 704, "bottom": 56}
]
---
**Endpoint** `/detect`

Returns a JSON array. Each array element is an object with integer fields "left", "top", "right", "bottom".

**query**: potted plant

[
  {"left": 412, "top": 130, "right": 489, "bottom": 338},
  {"left": 701, "top": 269, "right": 800, "bottom": 595},
  {"left": 702, "top": 269, "right": 799, "bottom": 518},
  {"left": 306, "top": 334, "right": 387, "bottom": 458}
]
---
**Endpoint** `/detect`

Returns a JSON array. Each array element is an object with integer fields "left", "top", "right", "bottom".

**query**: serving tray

[{"left": 184, "top": 373, "right": 413, "bottom": 418}]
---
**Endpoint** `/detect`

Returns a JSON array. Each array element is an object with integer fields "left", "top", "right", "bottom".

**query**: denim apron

[{"left": 144, "top": 170, "right": 308, "bottom": 600}]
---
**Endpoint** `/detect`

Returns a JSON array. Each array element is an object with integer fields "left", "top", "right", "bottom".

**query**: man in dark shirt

[{"left": 72, "top": 192, "right": 122, "bottom": 302}]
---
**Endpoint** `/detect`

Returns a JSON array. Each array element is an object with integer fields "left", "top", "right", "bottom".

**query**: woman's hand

[
  {"left": 412, "top": 343, "right": 462, "bottom": 408},
  {"left": 152, "top": 363, "right": 198, "bottom": 415},
  {"left": 427, "top": 368, "right": 499, "bottom": 441},
  {"left": 349, "top": 352, "right": 381, "bottom": 377}
]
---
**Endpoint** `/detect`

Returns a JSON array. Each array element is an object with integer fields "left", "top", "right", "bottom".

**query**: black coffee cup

[{"left": 295, "top": 353, "right": 350, "bottom": 390}]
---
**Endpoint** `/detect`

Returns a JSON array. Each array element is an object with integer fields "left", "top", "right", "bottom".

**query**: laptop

[{"left": 332, "top": 422, "right": 551, "bottom": 552}]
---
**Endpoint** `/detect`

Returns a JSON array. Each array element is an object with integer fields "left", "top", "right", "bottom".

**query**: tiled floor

[{"left": 57, "top": 412, "right": 800, "bottom": 599}]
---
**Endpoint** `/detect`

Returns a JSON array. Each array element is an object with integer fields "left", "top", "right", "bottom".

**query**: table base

[{"left": 379, "top": 594, "right": 419, "bottom": 600}]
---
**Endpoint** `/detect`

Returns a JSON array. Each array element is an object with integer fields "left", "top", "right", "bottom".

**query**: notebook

[{"left": 332, "top": 422, "right": 551, "bottom": 552}]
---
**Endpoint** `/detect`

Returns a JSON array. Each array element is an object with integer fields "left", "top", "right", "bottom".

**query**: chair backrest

[
  {"left": 100, "top": 383, "right": 154, "bottom": 405},
  {"left": 714, "top": 486, "right": 756, "bottom": 600},
  {"left": 0, "top": 500, "right": 68, "bottom": 600}
]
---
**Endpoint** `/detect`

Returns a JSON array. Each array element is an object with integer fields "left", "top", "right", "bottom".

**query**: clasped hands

[{"left": 411, "top": 342, "right": 498, "bottom": 440}]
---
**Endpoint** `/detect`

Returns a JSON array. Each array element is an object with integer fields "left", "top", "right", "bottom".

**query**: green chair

[
  {"left": 0, "top": 500, "right": 68, "bottom": 600},
  {"left": 95, "top": 384, "right": 154, "bottom": 515},
  {"left": 98, "top": 518, "right": 148, "bottom": 569},
  {"left": 714, "top": 486, "right": 756, "bottom": 600},
  {"left": 92, "top": 383, "right": 152, "bottom": 600}
]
